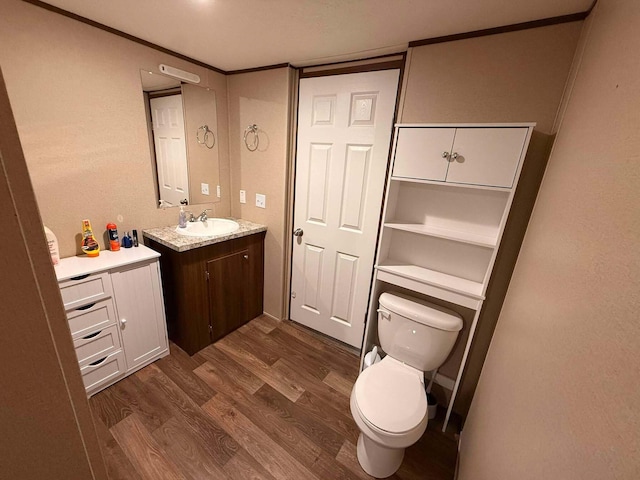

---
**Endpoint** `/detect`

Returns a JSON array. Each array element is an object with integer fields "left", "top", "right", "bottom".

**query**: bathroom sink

[{"left": 175, "top": 218, "right": 239, "bottom": 237}]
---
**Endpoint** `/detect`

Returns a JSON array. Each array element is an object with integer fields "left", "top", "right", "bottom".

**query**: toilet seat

[{"left": 354, "top": 356, "right": 427, "bottom": 434}]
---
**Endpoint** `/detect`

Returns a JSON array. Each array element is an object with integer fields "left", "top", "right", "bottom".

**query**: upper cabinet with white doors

[
  {"left": 56, "top": 246, "right": 168, "bottom": 396},
  {"left": 392, "top": 126, "right": 529, "bottom": 188},
  {"left": 363, "top": 123, "right": 535, "bottom": 430}
]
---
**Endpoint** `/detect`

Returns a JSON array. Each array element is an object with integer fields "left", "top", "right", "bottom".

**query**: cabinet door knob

[
  {"left": 243, "top": 254, "right": 249, "bottom": 260},
  {"left": 120, "top": 318, "right": 127, "bottom": 328},
  {"left": 293, "top": 228, "right": 304, "bottom": 237},
  {"left": 451, "top": 152, "right": 459, "bottom": 160},
  {"left": 441, "top": 151, "right": 450, "bottom": 159}
]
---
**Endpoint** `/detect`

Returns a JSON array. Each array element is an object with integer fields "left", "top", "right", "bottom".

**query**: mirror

[{"left": 140, "top": 70, "right": 220, "bottom": 208}]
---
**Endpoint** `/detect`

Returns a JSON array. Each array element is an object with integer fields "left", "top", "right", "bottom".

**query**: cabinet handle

[
  {"left": 89, "top": 356, "right": 108, "bottom": 366},
  {"left": 441, "top": 151, "right": 450, "bottom": 159},
  {"left": 82, "top": 330, "right": 102, "bottom": 340},
  {"left": 243, "top": 254, "right": 249, "bottom": 260},
  {"left": 76, "top": 303, "right": 96, "bottom": 311},
  {"left": 451, "top": 152, "right": 459, "bottom": 160},
  {"left": 70, "top": 274, "right": 90, "bottom": 281}
]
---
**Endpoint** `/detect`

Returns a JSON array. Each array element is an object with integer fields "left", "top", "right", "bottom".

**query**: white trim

[
  {"left": 396, "top": 122, "right": 536, "bottom": 128},
  {"left": 262, "top": 311, "right": 282, "bottom": 323}
]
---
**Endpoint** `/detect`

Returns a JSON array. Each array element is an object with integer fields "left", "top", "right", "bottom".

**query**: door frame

[{"left": 282, "top": 53, "right": 407, "bottom": 340}]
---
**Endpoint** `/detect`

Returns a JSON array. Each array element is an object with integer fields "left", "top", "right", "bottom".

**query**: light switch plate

[
  {"left": 256, "top": 193, "right": 266, "bottom": 209},
  {"left": 201, "top": 183, "right": 209, "bottom": 195},
  {"left": 216, "top": 185, "right": 221, "bottom": 198},
  {"left": 240, "top": 190, "right": 246, "bottom": 204}
]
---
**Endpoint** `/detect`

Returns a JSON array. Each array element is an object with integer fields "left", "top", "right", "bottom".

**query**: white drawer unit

[
  {"left": 59, "top": 271, "right": 112, "bottom": 311},
  {"left": 55, "top": 246, "right": 169, "bottom": 396},
  {"left": 364, "top": 123, "right": 535, "bottom": 431},
  {"left": 80, "top": 350, "right": 126, "bottom": 393},
  {"left": 73, "top": 324, "right": 122, "bottom": 367},
  {"left": 66, "top": 298, "right": 117, "bottom": 339}
]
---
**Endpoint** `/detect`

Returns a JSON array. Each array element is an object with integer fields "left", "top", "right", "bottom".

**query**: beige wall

[
  {"left": 398, "top": 22, "right": 582, "bottom": 413},
  {"left": 400, "top": 22, "right": 582, "bottom": 134},
  {"left": 459, "top": 0, "right": 640, "bottom": 478},
  {"left": 227, "top": 67, "right": 294, "bottom": 319},
  {"left": 0, "top": 0, "right": 231, "bottom": 257},
  {"left": 0, "top": 68, "right": 106, "bottom": 480}
]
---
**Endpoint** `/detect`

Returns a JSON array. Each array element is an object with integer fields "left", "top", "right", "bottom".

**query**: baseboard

[{"left": 262, "top": 311, "right": 282, "bottom": 322}]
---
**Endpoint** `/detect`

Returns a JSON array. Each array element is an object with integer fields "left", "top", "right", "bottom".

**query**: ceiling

[{"left": 39, "top": 0, "right": 593, "bottom": 72}]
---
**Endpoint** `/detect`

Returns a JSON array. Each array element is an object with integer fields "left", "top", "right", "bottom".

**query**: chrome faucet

[{"left": 198, "top": 209, "right": 212, "bottom": 222}]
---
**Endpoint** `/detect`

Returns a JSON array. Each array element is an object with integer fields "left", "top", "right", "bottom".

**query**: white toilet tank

[{"left": 378, "top": 293, "right": 463, "bottom": 371}]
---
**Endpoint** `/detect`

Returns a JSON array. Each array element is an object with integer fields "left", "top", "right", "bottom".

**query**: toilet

[{"left": 350, "top": 292, "right": 463, "bottom": 478}]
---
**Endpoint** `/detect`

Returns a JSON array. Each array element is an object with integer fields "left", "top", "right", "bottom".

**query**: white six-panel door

[
  {"left": 290, "top": 70, "right": 399, "bottom": 347},
  {"left": 150, "top": 94, "right": 189, "bottom": 207}
]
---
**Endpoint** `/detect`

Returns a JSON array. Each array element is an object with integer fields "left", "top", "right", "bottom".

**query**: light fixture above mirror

[{"left": 159, "top": 64, "right": 201, "bottom": 84}]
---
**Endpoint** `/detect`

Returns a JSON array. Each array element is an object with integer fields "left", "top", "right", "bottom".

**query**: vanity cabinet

[
  {"left": 55, "top": 246, "right": 169, "bottom": 396},
  {"left": 363, "top": 123, "right": 535, "bottom": 430},
  {"left": 145, "top": 231, "right": 265, "bottom": 355}
]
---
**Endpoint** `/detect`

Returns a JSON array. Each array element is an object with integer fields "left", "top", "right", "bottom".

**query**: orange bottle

[{"left": 106, "top": 223, "right": 120, "bottom": 251}]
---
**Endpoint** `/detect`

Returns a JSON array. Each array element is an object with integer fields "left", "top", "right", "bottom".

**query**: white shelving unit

[{"left": 361, "top": 123, "right": 535, "bottom": 431}]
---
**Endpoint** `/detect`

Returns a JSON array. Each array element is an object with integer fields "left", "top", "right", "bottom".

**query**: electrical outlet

[
  {"left": 240, "top": 190, "right": 246, "bottom": 204},
  {"left": 256, "top": 193, "right": 266, "bottom": 209},
  {"left": 216, "top": 185, "right": 221, "bottom": 198},
  {"left": 201, "top": 183, "right": 209, "bottom": 195}
]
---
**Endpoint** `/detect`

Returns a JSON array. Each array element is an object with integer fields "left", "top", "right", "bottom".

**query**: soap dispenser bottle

[{"left": 178, "top": 206, "right": 187, "bottom": 228}]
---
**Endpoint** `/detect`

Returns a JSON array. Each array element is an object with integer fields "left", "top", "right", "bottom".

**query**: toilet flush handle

[{"left": 377, "top": 308, "right": 391, "bottom": 320}]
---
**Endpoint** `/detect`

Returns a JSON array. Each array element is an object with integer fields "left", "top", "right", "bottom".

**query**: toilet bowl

[
  {"left": 350, "top": 356, "right": 428, "bottom": 477},
  {"left": 350, "top": 293, "right": 463, "bottom": 478}
]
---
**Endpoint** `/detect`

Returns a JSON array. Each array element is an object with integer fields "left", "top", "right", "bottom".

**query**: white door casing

[
  {"left": 290, "top": 70, "right": 400, "bottom": 347},
  {"left": 150, "top": 94, "right": 189, "bottom": 207}
]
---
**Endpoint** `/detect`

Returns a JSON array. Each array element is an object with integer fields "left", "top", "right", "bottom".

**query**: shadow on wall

[{"left": 455, "top": 130, "right": 556, "bottom": 420}]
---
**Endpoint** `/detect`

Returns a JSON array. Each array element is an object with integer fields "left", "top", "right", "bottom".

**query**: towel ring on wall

[
  {"left": 243, "top": 124, "right": 259, "bottom": 152},
  {"left": 197, "top": 125, "right": 215, "bottom": 149}
]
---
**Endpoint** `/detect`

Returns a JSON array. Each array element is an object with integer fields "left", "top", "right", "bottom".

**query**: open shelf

[
  {"left": 376, "top": 260, "right": 485, "bottom": 300},
  {"left": 390, "top": 176, "right": 513, "bottom": 192},
  {"left": 383, "top": 223, "right": 497, "bottom": 248}
]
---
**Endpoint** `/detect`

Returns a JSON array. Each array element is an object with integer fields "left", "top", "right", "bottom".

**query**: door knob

[{"left": 293, "top": 228, "right": 304, "bottom": 237}]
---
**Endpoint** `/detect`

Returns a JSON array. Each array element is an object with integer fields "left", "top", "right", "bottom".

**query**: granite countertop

[{"left": 143, "top": 218, "right": 267, "bottom": 253}]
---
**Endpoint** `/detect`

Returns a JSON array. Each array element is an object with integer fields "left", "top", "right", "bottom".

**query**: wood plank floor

[{"left": 91, "top": 316, "right": 458, "bottom": 479}]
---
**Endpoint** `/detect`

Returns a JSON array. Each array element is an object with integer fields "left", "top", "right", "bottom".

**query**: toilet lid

[{"left": 355, "top": 358, "right": 427, "bottom": 434}]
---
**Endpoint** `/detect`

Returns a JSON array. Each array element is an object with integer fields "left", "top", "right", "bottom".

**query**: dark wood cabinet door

[
  {"left": 145, "top": 231, "right": 265, "bottom": 355},
  {"left": 207, "top": 249, "right": 249, "bottom": 341}
]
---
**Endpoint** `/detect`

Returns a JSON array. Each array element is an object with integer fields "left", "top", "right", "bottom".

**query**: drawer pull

[
  {"left": 82, "top": 330, "right": 102, "bottom": 340},
  {"left": 70, "top": 274, "right": 91, "bottom": 281},
  {"left": 89, "top": 356, "right": 108, "bottom": 366},
  {"left": 76, "top": 303, "right": 97, "bottom": 311}
]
